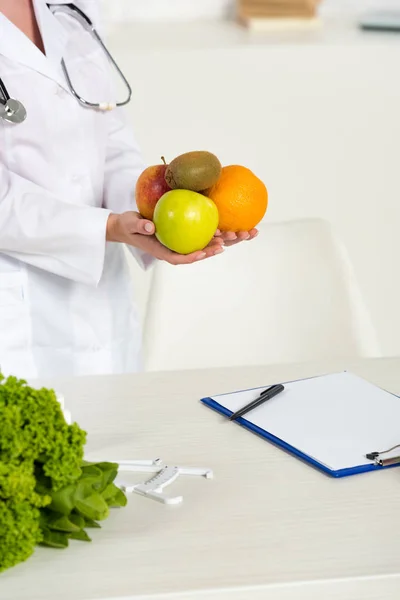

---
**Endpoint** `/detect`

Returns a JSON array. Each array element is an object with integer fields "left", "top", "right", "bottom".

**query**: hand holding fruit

[
  {"left": 106, "top": 211, "right": 224, "bottom": 265},
  {"left": 135, "top": 151, "right": 268, "bottom": 257}
]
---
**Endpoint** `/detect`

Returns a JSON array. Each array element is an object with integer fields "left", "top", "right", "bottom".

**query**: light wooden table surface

[{"left": 2, "top": 358, "right": 400, "bottom": 600}]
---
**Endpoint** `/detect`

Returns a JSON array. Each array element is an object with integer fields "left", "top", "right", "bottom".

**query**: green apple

[{"left": 153, "top": 189, "right": 219, "bottom": 255}]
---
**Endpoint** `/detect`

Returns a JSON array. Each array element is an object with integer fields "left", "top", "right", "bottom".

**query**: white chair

[{"left": 142, "top": 218, "right": 380, "bottom": 372}]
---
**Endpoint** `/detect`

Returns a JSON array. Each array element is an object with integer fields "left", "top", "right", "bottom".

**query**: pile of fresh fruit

[{"left": 136, "top": 151, "right": 268, "bottom": 255}]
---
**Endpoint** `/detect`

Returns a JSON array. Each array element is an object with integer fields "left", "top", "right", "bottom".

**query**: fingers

[
  {"left": 121, "top": 211, "right": 156, "bottom": 237},
  {"left": 222, "top": 231, "right": 248, "bottom": 246},
  {"left": 221, "top": 231, "right": 238, "bottom": 242},
  {"left": 127, "top": 221, "right": 259, "bottom": 266},
  {"left": 206, "top": 237, "right": 224, "bottom": 250},
  {"left": 217, "top": 228, "right": 259, "bottom": 247},
  {"left": 134, "top": 217, "right": 155, "bottom": 236},
  {"left": 203, "top": 240, "right": 224, "bottom": 256},
  {"left": 169, "top": 252, "right": 207, "bottom": 265},
  {"left": 165, "top": 241, "right": 224, "bottom": 265}
]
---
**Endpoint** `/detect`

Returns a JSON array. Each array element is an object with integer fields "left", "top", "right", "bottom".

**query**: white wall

[
  {"left": 102, "top": 0, "right": 400, "bottom": 22},
  {"left": 101, "top": 0, "right": 232, "bottom": 22}
]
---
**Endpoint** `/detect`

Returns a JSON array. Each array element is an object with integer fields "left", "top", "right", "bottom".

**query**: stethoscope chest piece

[{"left": 0, "top": 99, "right": 27, "bottom": 124}]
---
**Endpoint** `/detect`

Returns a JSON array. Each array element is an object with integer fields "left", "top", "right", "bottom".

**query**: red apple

[{"left": 136, "top": 163, "right": 171, "bottom": 220}]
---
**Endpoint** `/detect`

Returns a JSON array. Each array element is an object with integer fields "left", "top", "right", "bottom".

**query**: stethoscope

[{"left": 0, "top": 3, "right": 132, "bottom": 125}]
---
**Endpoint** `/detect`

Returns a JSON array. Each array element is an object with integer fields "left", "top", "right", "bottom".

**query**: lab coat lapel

[{"left": 0, "top": 0, "right": 70, "bottom": 92}]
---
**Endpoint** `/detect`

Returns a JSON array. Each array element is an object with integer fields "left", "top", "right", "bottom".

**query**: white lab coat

[{"left": 0, "top": 0, "right": 153, "bottom": 379}]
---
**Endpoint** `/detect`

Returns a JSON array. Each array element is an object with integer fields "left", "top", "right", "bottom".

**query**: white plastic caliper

[
  {"left": 116, "top": 460, "right": 213, "bottom": 505},
  {"left": 56, "top": 396, "right": 213, "bottom": 505}
]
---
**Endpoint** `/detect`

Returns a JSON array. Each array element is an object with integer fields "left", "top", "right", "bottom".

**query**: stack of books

[{"left": 237, "top": 0, "right": 321, "bottom": 30}]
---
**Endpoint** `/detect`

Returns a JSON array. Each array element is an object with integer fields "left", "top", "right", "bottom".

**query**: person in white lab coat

[{"left": 0, "top": 0, "right": 257, "bottom": 379}]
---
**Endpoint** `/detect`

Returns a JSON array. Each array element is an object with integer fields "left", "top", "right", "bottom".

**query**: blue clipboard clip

[{"left": 366, "top": 444, "right": 400, "bottom": 467}]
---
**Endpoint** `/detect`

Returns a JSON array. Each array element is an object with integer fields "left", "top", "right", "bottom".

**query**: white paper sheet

[{"left": 210, "top": 372, "right": 400, "bottom": 471}]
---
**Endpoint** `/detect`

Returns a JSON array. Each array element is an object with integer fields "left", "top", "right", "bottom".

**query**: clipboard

[{"left": 200, "top": 372, "right": 400, "bottom": 478}]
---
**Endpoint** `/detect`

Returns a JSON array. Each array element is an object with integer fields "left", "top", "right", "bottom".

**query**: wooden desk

[{"left": 2, "top": 358, "right": 400, "bottom": 599}]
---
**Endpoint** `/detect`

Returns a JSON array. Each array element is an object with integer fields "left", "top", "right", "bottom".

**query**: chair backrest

[{"left": 142, "top": 219, "right": 380, "bottom": 372}]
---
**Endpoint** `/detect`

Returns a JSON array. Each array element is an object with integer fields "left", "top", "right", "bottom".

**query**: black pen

[{"left": 229, "top": 384, "right": 285, "bottom": 421}]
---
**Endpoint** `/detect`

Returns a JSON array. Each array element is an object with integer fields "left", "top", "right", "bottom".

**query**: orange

[{"left": 204, "top": 165, "right": 268, "bottom": 232}]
